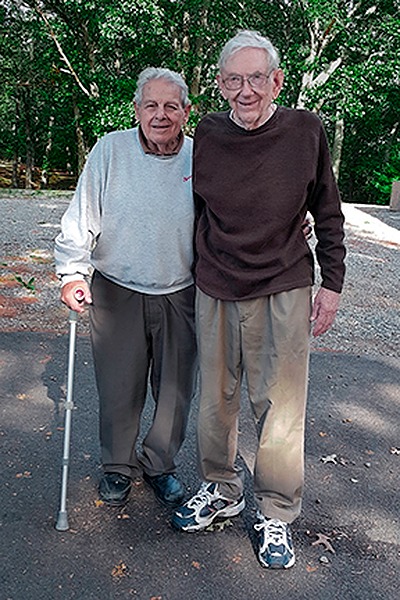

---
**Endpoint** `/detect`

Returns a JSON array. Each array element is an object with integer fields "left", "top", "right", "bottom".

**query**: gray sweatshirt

[{"left": 54, "top": 127, "right": 194, "bottom": 295}]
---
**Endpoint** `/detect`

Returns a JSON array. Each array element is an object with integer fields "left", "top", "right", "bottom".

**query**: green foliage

[
  {"left": 0, "top": 0, "right": 399, "bottom": 202},
  {"left": 14, "top": 275, "right": 36, "bottom": 292},
  {"left": 373, "top": 161, "right": 400, "bottom": 203}
]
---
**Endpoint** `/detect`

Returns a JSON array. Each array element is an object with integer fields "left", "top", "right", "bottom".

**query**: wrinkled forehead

[
  {"left": 141, "top": 79, "right": 184, "bottom": 105},
  {"left": 221, "top": 47, "right": 271, "bottom": 74}
]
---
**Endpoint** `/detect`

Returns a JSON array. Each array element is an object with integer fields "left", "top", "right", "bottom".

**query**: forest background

[{"left": 1, "top": 0, "right": 399, "bottom": 205}]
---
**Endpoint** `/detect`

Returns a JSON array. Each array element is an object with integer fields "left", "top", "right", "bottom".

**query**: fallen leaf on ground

[
  {"left": 205, "top": 518, "right": 233, "bottom": 532},
  {"left": 306, "top": 564, "right": 318, "bottom": 573},
  {"left": 111, "top": 562, "right": 127, "bottom": 578},
  {"left": 39, "top": 355, "right": 52, "bottom": 364},
  {"left": 94, "top": 499, "right": 104, "bottom": 507},
  {"left": 16, "top": 471, "right": 31, "bottom": 479},
  {"left": 311, "top": 533, "right": 336, "bottom": 553},
  {"left": 232, "top": 554, "right": 242, "bottom": 564},
  {"left": 191, "top": 561, "right": 202, "bottom": 570}
]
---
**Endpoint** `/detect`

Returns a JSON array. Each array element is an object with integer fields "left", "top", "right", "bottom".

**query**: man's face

[
  {"left": 217, "top": 47, "right": 284, "bottom": 130},
  {"left": 135, "top": 79, "right": 190, "bottom": 148}
]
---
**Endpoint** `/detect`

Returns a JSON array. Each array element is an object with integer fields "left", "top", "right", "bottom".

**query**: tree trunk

[
  {"left": 22, "top": 87, "right": 34, "bottom": 189},
  {"left": 189, "top": 2, "right": 210, "bottom": 100},
  {"left": 73, "top": 98, "right": 88, "bottom": 175},
  {"left": 332, "top": 112, "right": 345, "bottom": 180},
  {"left": 12, "top": 153, "right": 19, "bottom": 188},
  {"left": 295, "top": 13, "right": 341, "bottom": 110},
  {"left": 12, "top": 96, "right": 20, "bottom": 188},
  {"left": 41, "top": 115, "right": 55, "bottom": 188},
  {"left": 384, "top": 121, "right": 399, "bottom": 162}
]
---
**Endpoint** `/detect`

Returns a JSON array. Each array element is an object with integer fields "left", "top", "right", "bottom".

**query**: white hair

[
  {"left": 134, "top": 67, "right": 190, "bottom": 107},
  {"left": 218, "top": 30, "right": 280, "bottom": 71}
]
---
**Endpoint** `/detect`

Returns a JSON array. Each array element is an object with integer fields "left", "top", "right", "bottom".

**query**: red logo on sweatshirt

[{"left": 183, "top": 175, "right": 192, "bottom": 182}]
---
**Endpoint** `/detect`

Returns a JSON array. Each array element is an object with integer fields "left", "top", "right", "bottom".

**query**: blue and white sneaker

[
  {"left": 172, "top": 482, "right": 245, "bottom": 532},
  {"left": 254, "top": 513, "right": 295, "bottom": 569}
]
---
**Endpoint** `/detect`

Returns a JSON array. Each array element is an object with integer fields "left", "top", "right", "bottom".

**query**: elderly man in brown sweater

[{"left": 172, "top": 30, "right": 346, "bottom": 570}]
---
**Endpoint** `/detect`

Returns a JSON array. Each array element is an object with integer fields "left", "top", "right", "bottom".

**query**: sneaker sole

[
  {"left": 259, "top": 558, "right": 295, "bottom": 569},
  {"left": 172, "top": 497, "right": 245, "bottom": 532},
  {"left": 258, "top": 552, "right": 295, "bottom": 569}
]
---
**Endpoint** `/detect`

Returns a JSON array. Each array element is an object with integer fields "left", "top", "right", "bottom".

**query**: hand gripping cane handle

[{"left": 55, "top": 309, "right": 78, "bottom": 531}]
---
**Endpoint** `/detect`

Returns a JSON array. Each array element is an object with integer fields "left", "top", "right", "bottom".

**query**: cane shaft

[{"left": 55, "top": 310, "right": 78, "bottom": 531}]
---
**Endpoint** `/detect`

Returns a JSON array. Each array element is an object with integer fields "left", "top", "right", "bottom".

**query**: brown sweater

[{"left": 193, "top": 107, "right": 346, "bottom": 301}]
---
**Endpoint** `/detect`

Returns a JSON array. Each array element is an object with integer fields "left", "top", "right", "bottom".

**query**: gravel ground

[
  {"left": 311, "top": 203, "right": 400, "bottom": 358},
  {"left": 0, "top": 189, "right": 399, "bottom": 358},
  {"left": 1, "top": 190, "right": 399, "bottom": 600}
]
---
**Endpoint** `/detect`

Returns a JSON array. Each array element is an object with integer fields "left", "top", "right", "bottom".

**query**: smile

[{"left": 238, "top": 100, "right": 258, "bottom": 108}]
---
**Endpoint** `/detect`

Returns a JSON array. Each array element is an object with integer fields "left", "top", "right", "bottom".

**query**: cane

[{"left": 55, "top": 292, "right": 83, "bottom": 531}]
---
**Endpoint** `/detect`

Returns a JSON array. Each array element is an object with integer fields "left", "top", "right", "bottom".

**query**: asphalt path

[{"left": 1, "top": 192, "right": 399, "bottom": 599}]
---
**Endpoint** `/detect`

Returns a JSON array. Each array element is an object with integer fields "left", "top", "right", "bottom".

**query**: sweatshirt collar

[{"left": 229, "top": 103, "right": 278, "bottom": 130}]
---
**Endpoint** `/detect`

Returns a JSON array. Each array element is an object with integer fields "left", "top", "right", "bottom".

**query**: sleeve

[
  {"left": 307, "top": 123, "right": 346, "bottom": 293},
  {"left": 192, "top": 121, "right": 208, "bottom": 270},
  {"left": 54, "top": 140, "right": 104, "bottom": 278}
]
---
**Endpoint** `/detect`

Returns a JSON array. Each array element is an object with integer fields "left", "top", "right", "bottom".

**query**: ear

[
  {"left": 134, "top": 102, "right": 141, "bottom": 122},
  {"left": 183, "top": 103, "right": 191, "bottom": 123},
  {"left": 271, "top": 69, "right": 284, "bottom": 100},
  {"left": 216, "top": 74, "right": 228, "bottom": 100}
]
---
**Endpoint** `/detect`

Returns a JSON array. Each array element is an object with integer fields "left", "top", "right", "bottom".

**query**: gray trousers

[
  {"left": 90, "top": 271, "right": 197, "bottom": 479},
  {"left": 196, "top": 286, "right": 311, "bottom": 523}
]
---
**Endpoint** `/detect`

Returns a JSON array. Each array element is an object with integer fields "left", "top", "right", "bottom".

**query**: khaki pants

[
  {"left": 90, "top": 271, "right": 197, "bottom": 479},
  {"left": 196, "top": 286, "right": 311, "bottom": 523}
]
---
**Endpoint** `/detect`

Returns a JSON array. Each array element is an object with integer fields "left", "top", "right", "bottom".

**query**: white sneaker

[
  {"left": 172, "top": 482, "right": 245, "bottom": 532},
  {"left": 254, "top": 513, "right": 295, "bottom": 569}
]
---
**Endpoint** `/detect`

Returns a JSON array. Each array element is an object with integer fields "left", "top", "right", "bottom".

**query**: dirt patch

[{"left": 0, "top": 191, "right": 90, "bottom": 335}]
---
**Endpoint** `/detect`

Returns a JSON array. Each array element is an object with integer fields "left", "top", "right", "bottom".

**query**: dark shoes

[
  {"left": 98, "top": 473, "right": 131, "bottom": 506},
  {"left": 98, "top": 471, "right": 184, "bottom": 508},
  {"left": 143, "top": 472, "right": 185, "bottom": 507}
]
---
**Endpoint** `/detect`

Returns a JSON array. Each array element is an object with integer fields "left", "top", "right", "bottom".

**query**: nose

[
  {"left": 154, "top": 105, "right": 167, "bottom": 119},
  {"left": 240, "top": 78, "right": 254, "bottom": 95}
]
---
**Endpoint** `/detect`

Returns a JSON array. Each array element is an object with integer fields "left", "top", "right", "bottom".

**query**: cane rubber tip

[{"left": 55, "top": 512, "right": 69, "bottom": 531}]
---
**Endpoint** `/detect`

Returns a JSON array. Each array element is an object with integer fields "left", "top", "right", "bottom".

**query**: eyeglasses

[{"left": 222, "top": 70, "right": 274, "bottom": 91}]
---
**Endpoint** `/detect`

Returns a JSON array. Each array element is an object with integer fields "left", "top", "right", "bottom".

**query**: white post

[{"left": 390, "top": 181, "right": 400, "bottom": 211}]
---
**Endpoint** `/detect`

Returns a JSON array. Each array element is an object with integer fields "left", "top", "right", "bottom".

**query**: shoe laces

[
  {"left": 254, "top": 515, "right": 289, "bottom": 546},
  {"left": 187, "top": 482, "right": 218, "bottom": 509}
]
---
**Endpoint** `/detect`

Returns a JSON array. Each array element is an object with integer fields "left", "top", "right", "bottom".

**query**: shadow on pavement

[{"left": 0, "top": 331, "right": 399, "bottom": 599}]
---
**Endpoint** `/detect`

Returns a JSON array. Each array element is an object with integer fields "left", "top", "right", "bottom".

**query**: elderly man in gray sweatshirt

[{"left": 54, "top": 68, "right": 197, "bottom": 508}]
